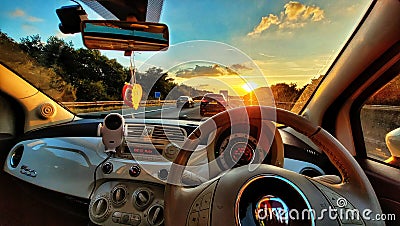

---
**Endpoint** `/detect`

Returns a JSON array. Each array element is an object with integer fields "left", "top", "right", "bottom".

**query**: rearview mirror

[{"left": 81, "top": 20, "right": 169, "bottom": 51}]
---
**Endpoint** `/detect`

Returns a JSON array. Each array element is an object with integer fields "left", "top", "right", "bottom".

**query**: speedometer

[
  {"left": 215, "top": 133, "right": 265, "bottom": 170},
  {"left": 230, "top": 142, "right": 254, "bottom": 164}
]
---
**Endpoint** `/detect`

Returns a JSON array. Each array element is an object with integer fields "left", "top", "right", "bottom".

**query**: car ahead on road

[
  {"left": 0, "top": 0, "right": 399, "bottom": 226},
  {"left": 200, "top": 93, "right": 227, "bottom": 116},
  {"left": 176, "top": 96, "right": 194, "bottom": 108}
]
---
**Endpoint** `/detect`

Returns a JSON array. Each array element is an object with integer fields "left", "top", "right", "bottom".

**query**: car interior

[{"left": 0, "top": 0, "right": 399, "bottom": 225}]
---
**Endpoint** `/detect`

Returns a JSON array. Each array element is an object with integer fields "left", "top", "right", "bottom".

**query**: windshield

[{"left": 0, "top": 0, "right": 370, "bottom": 121}]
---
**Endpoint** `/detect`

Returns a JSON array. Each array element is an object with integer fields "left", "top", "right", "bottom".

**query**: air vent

[
  {"left": 152, "top": 126, "right": 186, "bottom": 142},
  {"left": 10, "top": 145, "right": 24, "bottom": 168},
  {"left": 125, "top": 124, "right": 145, "bottom": 138}
]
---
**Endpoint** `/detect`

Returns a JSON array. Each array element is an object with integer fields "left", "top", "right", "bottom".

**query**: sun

[{"left": 242, "top": 82, "right": 259, "bottom": 93}]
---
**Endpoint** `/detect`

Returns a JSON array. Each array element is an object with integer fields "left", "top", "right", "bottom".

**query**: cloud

[
  {"left": 55, "top": 30, "right": 78, "bottom": 39},
  {"left": 175, "top": 64, "right": 238, "bottom": 78},
  {"left": 10, "top": 9, "right": 25, "bottom": 17},
  {"left": 27, "top": 16, "right": 43, "bottom": 22},
  {"left": 284, "top": 1, "right": 306, "bottom": 21},
  {"left": 259, "top": 53, "right": 275, "bottom": 58},
  {"left": 8, "top": 8, "right": 43, "bottom": 23},
  {"left": 278, "top": 21, "right": 306, "bottom": 29},
  {"left": 247, "top": 1, "right": 325, "bottom": 36},
  {"left": 230, "top": 63, "right": 253, "bottom": 72},
  {"left": 247, "top": 14, "right": 280, "bottom": 36},
  {"left": 302, "top": 6, "right": 324, "bottom": 21}
]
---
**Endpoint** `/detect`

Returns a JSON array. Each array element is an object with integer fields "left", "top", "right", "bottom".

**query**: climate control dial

[
  {"left": 111, "top": 184, "right": 128, "bottom": 207},
  {"left": 133, "top": 187, "right": 154, "bottom": 210},
  {"left": 89, "top": 195, "right": 112, "bottom": 223}
]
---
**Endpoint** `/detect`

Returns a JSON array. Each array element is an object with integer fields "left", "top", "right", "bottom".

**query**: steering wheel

[{"left": 164, "top": 106, "right": 383, "bottom": 226}]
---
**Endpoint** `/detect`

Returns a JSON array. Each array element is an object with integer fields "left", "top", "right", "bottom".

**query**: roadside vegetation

[{"left": 0, "top": 31, "right": 206, "bottom": 102}]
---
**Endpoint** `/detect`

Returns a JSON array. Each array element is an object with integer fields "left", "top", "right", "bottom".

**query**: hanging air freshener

[{"left": 122, "top": 53, "right": 142, "bottom": 110}]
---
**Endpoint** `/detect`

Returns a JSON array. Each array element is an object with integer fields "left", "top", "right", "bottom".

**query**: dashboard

[{"left": 3, "top": 117, "right": 330, "bottom": 225}]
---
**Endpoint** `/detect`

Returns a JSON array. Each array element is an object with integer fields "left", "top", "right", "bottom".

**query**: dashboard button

[
  {"left": 158, "top": 169, "right": 169, "bottom": 180},
  {"left": 188, "top": 212, "right": 199, "bottom": 226},
  {"left": 112, "top": 211, "right": 122, "bottom": 218},
  {"left": 112, "top": 211, "right": 122, "bottom": 223},
  {"left": 200, "top": 193, "right": 212, "bottom": 210},
  {"left": 198, "top": 209, "right": 209, "bottom": 225},
  {"left": 129, "top": 165, "right": 141, "bottom": 177},
  {"left": 121, "top": 213, "right": 130, "bottom": 224},
  {"left": 191, "top": 197, "right": 202, "bottom": 213},
  {"left": 130, "top": 214, "right": 141, "bottom": 226},
  {"left": 102, "top": 162, "right": 113, "bottom": 174}
]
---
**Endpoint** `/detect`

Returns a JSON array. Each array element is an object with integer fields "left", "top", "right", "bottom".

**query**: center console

[{"left": 89, "top": 181, "right": 165, "bottom": 226}]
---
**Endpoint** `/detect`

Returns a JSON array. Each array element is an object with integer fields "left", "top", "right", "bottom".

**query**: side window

[{"left": 360, "top": 74, "right": 400, "bottom": 167}]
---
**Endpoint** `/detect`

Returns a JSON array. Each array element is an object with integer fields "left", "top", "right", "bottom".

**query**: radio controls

[
  {"left": 133, "top": 187, "right": 154, "bottom": 210},
  {"left": 89, "top": 182, "right": 164, "bottom": 225},
  {"left": 112, "top": 212, "right": 141, "bottom": 226}
]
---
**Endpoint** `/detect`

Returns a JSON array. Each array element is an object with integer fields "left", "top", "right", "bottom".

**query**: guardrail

[{"left": 62, "top": 100, "right": 177, "bottom": 113}]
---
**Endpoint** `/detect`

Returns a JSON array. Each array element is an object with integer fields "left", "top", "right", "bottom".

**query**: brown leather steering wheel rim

[{"left": 164, "top": 106, "right": 382, "bottom": 225}]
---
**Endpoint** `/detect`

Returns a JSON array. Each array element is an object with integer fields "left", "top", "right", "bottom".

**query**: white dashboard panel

[
  {"left": 4, "top": 137, "right": 106, "bottom": 198},
  {"left": 4, "top": 138, "right": 168, "bottom": 198},
  {"left": 4, "top": 137, "right": 325, "bottom": 200}
]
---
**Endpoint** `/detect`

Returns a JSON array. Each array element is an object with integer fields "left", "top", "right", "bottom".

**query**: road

[
  {"left": 82, "top": 103, "right": 204, "bottom": 120},
  {"left": 133, "top": 103, "right": 203, "bottom": 120}
]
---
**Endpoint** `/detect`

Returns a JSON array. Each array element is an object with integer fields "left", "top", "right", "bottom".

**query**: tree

[
  {"left": 136, "top": 67, "right": 177, "bottom": 100},
  {"left": 366, "top": 76, "right": 400, "bottom": 106},
  {"left": 19, "top": 34, "right": 44, "bottom": 62},
  {"left": 270, "top": 83, "right": 304, "bottom": 110},
  {"left": 16, "top": 34, "right": 204, "bottom": 102}
]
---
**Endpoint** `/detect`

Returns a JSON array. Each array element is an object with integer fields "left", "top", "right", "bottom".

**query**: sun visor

[{"left": 80, "top": 0, "right": 164, "bottom": 22}]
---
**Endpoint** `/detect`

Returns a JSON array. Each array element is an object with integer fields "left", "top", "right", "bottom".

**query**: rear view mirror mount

[
  {"left": 81, "top": 20, "right": 169, "bottom": 52},
  {"left": 56, "top": 5, "right": 88, "bottom": 34}
]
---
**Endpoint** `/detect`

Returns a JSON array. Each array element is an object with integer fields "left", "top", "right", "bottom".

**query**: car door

[
  {"left": 354, "top": 71, "right": 400, "bottom": 226},
  {"left": 322, "top": 47, "right": 400, "bottom": 225}
]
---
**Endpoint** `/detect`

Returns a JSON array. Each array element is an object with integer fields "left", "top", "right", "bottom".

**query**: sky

[{"left": 0, "top": 0, "right": 370, "bottom": 96}]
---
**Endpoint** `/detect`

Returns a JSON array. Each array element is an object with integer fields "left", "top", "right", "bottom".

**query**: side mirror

[
  {"left": 385, "top": 127, "right": 400, "bottom": 166},
  {"left": 81, "top": 20, "right": 169, "bottom": 51}
]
